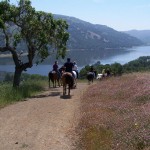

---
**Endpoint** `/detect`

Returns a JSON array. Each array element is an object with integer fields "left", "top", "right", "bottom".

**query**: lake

[
  {"left": 0, "top": 64, "right": 84, "bottom": 76},
  {"left": 100, "top": 46, "right": 150, "bottom": 64},
  {"left": 0, "top": 45, "right": 150, "bottom": 76}
]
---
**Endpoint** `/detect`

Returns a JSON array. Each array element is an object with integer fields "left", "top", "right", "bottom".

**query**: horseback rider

[
  {"left": 64, "top": 58, "right": 76, "bottom": 85},
  {"left": 89, "top": 65, "right": 96, "bottom": 78},
  {"left": 64, "top": 58, "right": 76, "bottom": 87},
  {"left": 64, "top": 58, "right": 75, "bottom": 77},
  {"left": 73, "top": 61, "right": 79, "bottom": 79},
  {"left": 52, "top": 61, "right": 61, "bottom": 78},
  {"left": 64, "top": 58, "right": 74, "bottom": 73}
]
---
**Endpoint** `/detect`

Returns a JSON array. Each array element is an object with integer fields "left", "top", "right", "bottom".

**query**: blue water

[
  {"left": 99, "top": 46, "right": 150, "bottom": 65},
  {"left": 0, "top": 46, "right": 150, "bottom": 76},
  {"left": 0, "top": 64, "right": 83, "bottom": 76}
]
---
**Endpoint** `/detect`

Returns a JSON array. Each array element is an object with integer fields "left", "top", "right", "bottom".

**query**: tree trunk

[{"left": 13, "top": 67, "right": 22, "bottom": 87}]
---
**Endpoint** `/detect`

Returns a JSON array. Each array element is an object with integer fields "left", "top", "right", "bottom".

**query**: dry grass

[{"left": 77, "top": 72, "right": 150, "bottom": 150}]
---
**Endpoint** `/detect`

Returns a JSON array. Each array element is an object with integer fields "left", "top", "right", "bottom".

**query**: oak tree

[{"left": 0, "top": 0, "right": 69, "bottom": 87}]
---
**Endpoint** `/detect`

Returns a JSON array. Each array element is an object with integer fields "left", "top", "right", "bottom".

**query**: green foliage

[
  {"left": 111, "top": 62, "right": 123, "bottom": 75},
  {"left": 79, "top": 65, "right": 91, "bottom": 79},
  {"left": 21, "top": 73, "right": 47, "bottom": 81},
  {"left": 0, "top": 0, "right": 69, "bottom": 87},
  {"left": 0, "top": 75, "right": 47, "bottom": 108},
  {"left": 80, "top": 56, "right": 150, "bottom": 78},
  {"left": 123, "top": 56, "right": 150, "bottom": 73},
  {"left": 4, "top": 73, "right": 13, "bottom": 82}
]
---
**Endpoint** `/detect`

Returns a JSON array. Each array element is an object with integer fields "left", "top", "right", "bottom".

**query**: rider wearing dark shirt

[
  {"left": 64, "top": 58, "right": 74, "bottom": 73},
  {"left": 53, "top": 61, "right": 59, "bottom": 71},
  {"left": 52, "top": 61, "right": 61, "bottom": 78}
]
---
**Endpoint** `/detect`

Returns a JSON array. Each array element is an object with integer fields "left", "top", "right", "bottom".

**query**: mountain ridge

[
  {"left": 0, "top": 14, "right": 145, "bottom": 65},
  {"left": 123, "top": 29, "right": 150, "bottom": 45},
  {"left": 54, "top": 14, "right": 144, "bottom": 50}
]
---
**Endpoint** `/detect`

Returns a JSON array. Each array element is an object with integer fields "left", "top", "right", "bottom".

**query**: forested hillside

[{"left": 54, "top": 14, "right": 143, "bottom": 50}]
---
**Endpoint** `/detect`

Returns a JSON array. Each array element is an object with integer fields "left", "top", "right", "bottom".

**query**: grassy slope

[
  {"left": 0, "top": 79, "right": 48, "bottom": 109},
  {"left": 78, "top": 72, "right": 150, "bottom": 150}
]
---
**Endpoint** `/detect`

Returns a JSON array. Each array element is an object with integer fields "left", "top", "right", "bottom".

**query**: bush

[{"left": 111, "top": 62, "right": 123, "bottom": 75}]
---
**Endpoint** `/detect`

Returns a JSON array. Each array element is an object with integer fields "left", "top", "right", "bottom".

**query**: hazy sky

[{"left": 6, "top": 0, "right": 150, "bottom": 31}]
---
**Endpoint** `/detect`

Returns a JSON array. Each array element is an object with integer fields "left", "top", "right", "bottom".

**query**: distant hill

[
  {"left": 54, "top": 14, "right": 143, "bottom": 50},
  {"left": 123, "top": 30, "right": 150, "bottom": 45},
  {"left": 0, "top": 14, "right": 143, "bottom": 52},
  {"left": 0, "top": 14, "right": 144, "bottom": 65}
]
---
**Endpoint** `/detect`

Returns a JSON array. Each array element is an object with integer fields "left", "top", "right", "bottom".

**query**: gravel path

[{"left": 0, "top": 83, "right": 89, "bottom": 150}]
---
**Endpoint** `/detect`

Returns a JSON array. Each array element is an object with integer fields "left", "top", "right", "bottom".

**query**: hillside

[
  {"left": 0, "top": 14, "right": 144, "bottom": 65},
  {"left": 123, "top": 30, "right": 150, "bottom": 45},
  {"left": 0, "top": 14, "right": 143, "bottom": 53},
  {"left": 78, "top": 72, "right": 150, "bottom": 150},
  {"left": 54, "top": 14, "right": 143, "bottom": 50}
]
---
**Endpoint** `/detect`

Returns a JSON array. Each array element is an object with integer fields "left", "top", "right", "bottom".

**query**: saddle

[{"left": 51, "top": 71, "right": 56, "bottom": 74}]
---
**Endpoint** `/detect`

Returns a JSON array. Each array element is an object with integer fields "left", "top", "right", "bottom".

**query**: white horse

[
  {"left": 72, "top": 70, "right": 77, "bottom": 88},
  {"left": 96, "top": 73, "right": 103, "bottom": 80}
]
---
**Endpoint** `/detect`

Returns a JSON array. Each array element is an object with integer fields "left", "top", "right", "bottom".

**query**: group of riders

[
  {"left": 51, "top": 57, "right": 101, "bottom": 80},
  {"left": 51, "top": 57, "right": 111, "bottom": 83},
  {"left": 51, "top": 58, "right": 79, "bottom": 81}
]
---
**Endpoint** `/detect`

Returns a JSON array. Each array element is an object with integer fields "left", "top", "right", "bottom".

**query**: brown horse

[
  {"left": 61, "top": 72, "right": 74, "bottom": 96},
  {"left": 48, "top": 71, "right": 60, "bottom": 88},
  {"left": 87, "top": 72, "right": 94, "bottom": 84}
]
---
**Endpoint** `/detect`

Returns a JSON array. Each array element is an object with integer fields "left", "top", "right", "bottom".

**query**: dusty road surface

[{"left": 0, "top": 83, "right": 89, "bottom": 150}]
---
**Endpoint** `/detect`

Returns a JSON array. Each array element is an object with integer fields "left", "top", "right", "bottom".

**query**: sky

[{"left": 4, "top": 0, "right": 150, "bottom": 31}]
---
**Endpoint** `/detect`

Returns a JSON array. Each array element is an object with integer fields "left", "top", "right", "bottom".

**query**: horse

[
  {"left": 87, "top": 72, "right": 95, "bottom": 84},
  {"left": 61, "top": 72, "right": 74, "bottom": 96},
  {"left": 72, "top": 70, "right": 77, "bottom": 88},
  {"left": 96, "top": 73, "right": 103, "bottom": 80},
  {"left": 48, "top": 71, "right": 60, "bottom": 88},
  {"left": 59, "top": 66, "right": 77, "bottom": 89}
]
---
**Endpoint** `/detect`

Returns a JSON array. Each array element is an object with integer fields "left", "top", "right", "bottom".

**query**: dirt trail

[{"left": 0, "top": 83, "right": 89, "bottom": 150}]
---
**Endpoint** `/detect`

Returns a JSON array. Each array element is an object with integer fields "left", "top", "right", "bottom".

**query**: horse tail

[
  {"left": 67, "top": 74, "right": 74, "bottom": 88},
  {"left": 62, "top": 73, "right": 74, "bottom": 88}
]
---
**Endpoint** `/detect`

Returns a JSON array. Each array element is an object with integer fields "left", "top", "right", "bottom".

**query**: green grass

[{"left": 0, "top": 79, "right": 47, "bottom": 108}]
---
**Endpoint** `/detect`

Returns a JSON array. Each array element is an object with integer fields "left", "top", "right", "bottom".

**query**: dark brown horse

[
  {"left": 48, "top": 71, "right": 60, "bottom": 88},
  {"left": 87, "top": 72, "right": 94, "bottom": 84},
  {"left": 61, "top": 72, "right": 74, "bottom": 95}
]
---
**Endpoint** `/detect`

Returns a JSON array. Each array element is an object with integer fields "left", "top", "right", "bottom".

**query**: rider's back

[{"left": 64, "top": 62, "right": 74, "bottom": 72}]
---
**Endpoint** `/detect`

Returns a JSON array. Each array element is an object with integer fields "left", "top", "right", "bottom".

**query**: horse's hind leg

[
  {"left": 54, "top": 80, "right": 56, "bottom": 87},
  {"left": 49, "top": 79, "right": 50, "bottom": 88},
  {"left": 57, "top": 79, "right": 60, "bottom": 87},
  {"left": 63, "top": 85, "right": 66, "bottom": 95},
  {"left": 68, "top": 85, "right": 70, "bottom": 95},
  {"left": 52, "top": 80, "right": 54, "bottom": 88},
  {"left": 74, "top": 79, "right": 77, "bottom": 88}
]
